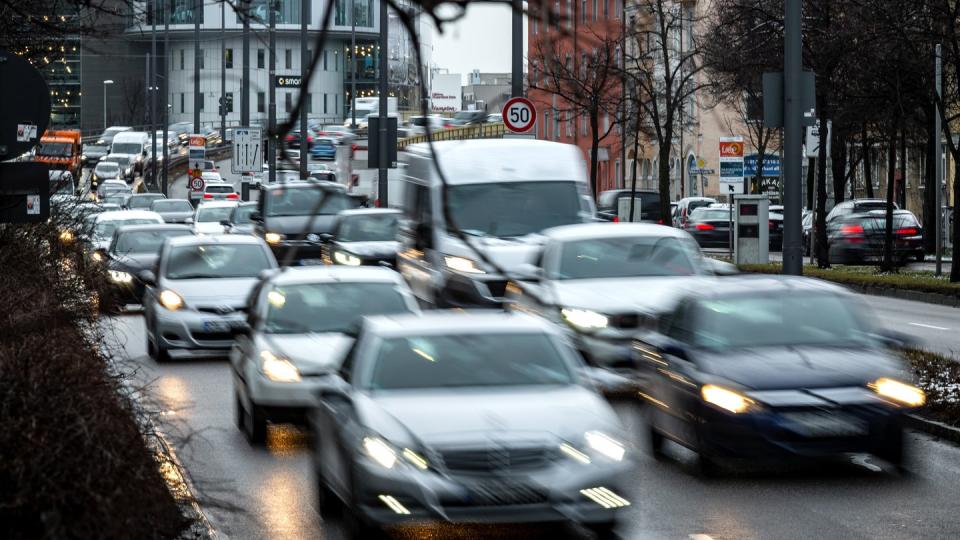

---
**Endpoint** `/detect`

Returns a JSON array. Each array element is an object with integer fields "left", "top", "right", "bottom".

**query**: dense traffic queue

[{"left": 51, "top": 138, "right": 926, "bottom": 539}]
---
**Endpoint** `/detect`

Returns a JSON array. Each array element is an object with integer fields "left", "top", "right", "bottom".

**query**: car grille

[
  {"left": 361, "top": 256, "right": 396, "bottom": 267},
  {"left": 438, "top": 446, "right": 551, "bottom": 474},
  {"left": 462, "top": 479, "right": 549, "bottom": 506},
  {"left": 484, "top": 280, "right": 508, "bottom": 298},
  {"left": 195, "top": 306, "right": 246, "bottom": 315},
  {"left": 609, "top": 313, "right": 641, "bottom": 329},
  {"left": 190, "top": 331, "right": 234, "bottom": 341}
]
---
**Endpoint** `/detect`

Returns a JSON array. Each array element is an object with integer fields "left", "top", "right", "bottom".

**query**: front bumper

[
  {"left": 268, "top": 240, "right": 326, "bottom": 263},
  {"left": 154, "top": 307, "right": 245, "bottom": 356},
  {"left": 352, "top": 458, "right": 632, "bottom": 526},
  {"left": 438, "top": 272, "right": 509, "bottom": 308}
]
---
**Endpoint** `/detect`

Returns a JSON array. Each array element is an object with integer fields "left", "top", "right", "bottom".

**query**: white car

[
  {"left": 87, "top": 210, "right": 165, "bottom": 253},
  {"left": 506, "top": 223, "right": 725, "bottom": 375},
  {"left": 190, "top": 200, "right": 239, "bottom": 235},
  {"left": 231, "top": 266, "right": 420, "bottom": 444}
]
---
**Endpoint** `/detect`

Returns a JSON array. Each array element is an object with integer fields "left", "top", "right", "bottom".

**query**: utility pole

[
  {"left": 511, "top": 0, "right": 522, "bottom": 97},
  {"left": 377, "top": 0, "right": 388, "bottom": 205},
  {"left": 220, "top": 0, "right": 226, "bottom": 137},
  {"left": 935, "top": 43, "right": 943, "bottom": 276},
  {"left": 150, "top": 3, "right": 157, "bottom": 187},
  {"left": 193, "top": 0, "right": 201, "bottom": 134},
  {"left": 350, "top": 0, "right": 357, "bottom": 128},
  {"left": 299, "top": 0, "right": 308, "bottom": 180},
  {"left": 620, "top": 0, "right": 627, "bottom": 188},
  {"left": 268, "top": 0, "right": 277, "bottom": 185},
  {"left": 162, "top": 0, "right": 170, "bottom": 195},
  {"left": 782, "top": 0, "right": 803, "bottom": 275},
  {"left": 241, "top": 0, "right": 250, "bottom": 126},
  {"left": 678, "top": 4, "right": 685, "bottom": 199}
]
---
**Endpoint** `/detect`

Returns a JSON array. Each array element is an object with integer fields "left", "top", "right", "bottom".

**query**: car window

[
  {"left": 337, "top": 214, "right": 399, "bottom": 242},
  {"left": 113, "top": 229, "right": 192, "bottom": 254},
  {"left": 367, "top": 332, "right": 574, "bottom": 390},
  {"left": 232, "top": 205, "right": 257, "bottom": 224},
  {"left": 205, "top": 185, "right": 235, "bottom": 194},
  {"left": 264, "top": 188, "right": 351, "bottom": 217},
  {"left": 152, "top": 200, "right": 193, "bottom": 212},
  {"left": 264, "top": 282, "right": 411, "bottom": 334},
  {"left": 554, "top": 236, "right": 700, "bottom": 279},
  {"left": 196, "top": 206, "right": 235, "bottom": 222},
  {"left": 447, "top": 181, "right": 584, "bottom": 237},
  {"left": 691, "top": 209, "right": 730, "bottom": 220},
  {"left": 127, "top": 196, "right": 161, "bottom": 209},
  {"left": 165, "top": 244, "right": 273, "bottom": 279},
  {"left": 94, "top": 218, "right": 160, "bottom": 241}
]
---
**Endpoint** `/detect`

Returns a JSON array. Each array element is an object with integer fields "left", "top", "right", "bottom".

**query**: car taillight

[
  {"left": 769, "top": 220, "right": 775, "bottom": 230},
  {"left": 203, "top": 193, "right": 213, "bottom": 199},
  {"left": 896, "top": 227, "right": 919, "bottom": 236},
  {"left": 307, "top": 136, "right": 313, "bottom": 142},
  {"left": 612, "top": 216, "right": 620, "bottom": 223},
  {"left": 840, "top": 224, "right": 864, "bottom": 235},
  {"left": 658, "top": 219, "right": 664, "bottom": 224},
  {"left": 226, "top": 193, "right": 239, "bottom": 200},
  {"left": 695, "top": 223, "right": 715, "bottom": 231}
]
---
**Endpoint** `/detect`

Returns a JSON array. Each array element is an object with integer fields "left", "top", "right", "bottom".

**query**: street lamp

[{"left": 103, "top": 79, "right": 114, "bottom": 130}]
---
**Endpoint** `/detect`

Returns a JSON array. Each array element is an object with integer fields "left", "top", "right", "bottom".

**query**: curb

[
  {"left": 906, "top": 413, "right": 960, "bottom": 445},
  {"left": 849, "top": 283, "right": 960, "bottom": 308}
]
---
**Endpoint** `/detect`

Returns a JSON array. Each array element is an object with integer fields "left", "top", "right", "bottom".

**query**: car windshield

[
  {"left": 96, "top": 163, "right": 120, "bottom": 173},
  {"left": 453, "top": 111, "right": 476, "bottom": 120},
  {"left": 368, "top": 332, "right": 574, "bottom": 390},
  {"left": 85, "top": 145, "right": 107, "bottom": 153},
  {"left": 127, "top": 196, "right": 161, "bottom": 209},
  {"left": 112, "top": 143, "right": 142, "bottom": 154},
  {"left": 103, "top": 128, "right": 126, "bottom": 138},
  {"left": 688, "top": 200, "right": 714, "bottom": 213},
  {"left": 205, "top": 185, "right": 234, "bottom": 194},
  {"left": 264, "top": 282, "right": 410, "bottom": 334},
  {"left": 555, "top": 236, "right": 701, "bottom": 279},
  {"left": 338, "top": 214, "right": 399, "bottom": 242},
  {"left": 94, "top": 219, "right": 158, "bottom": 241},
  {"left": 37, "top": 142, "right": 72, "bottom": 157},
  {"left": 232, "top": 205, "right": 257, "bottom": 224},
  {"left": 316, "top": 139, "right": 334, "bottom": 147},
  {"left": 688, "top": 294, "right": 877, "bottom": 350},
  {"left": 152, "top": 200, "right": 192, "bottom": 212},
  {"left": 165, "top": 243, "right": 273, "bottom": 279},
  {"left": 851, "top": 213, "right": 920, "bottom": 231},
  {"left": 103, "top": 195, "right": 127, "bottom": 206},
  {"left": 113, "top": 229, "right": 192, "bottom": 254},
  {"left": 103, "top": 157, "right": 130, "bottom": 167},
  {"left": 447, "top": 181, "right": 584, "bottom": 237},
  {"left": 196, "top": 206, "right": 235, "bottom": 222},
  {"left": 322, "top": 125, "right": 345, "bottom": 132},
  {"left": 264, "top": 188, "right": 351, "bottom": 217},
  {"left": 692, "top": 209, "right": 730, "bottom": 220}
]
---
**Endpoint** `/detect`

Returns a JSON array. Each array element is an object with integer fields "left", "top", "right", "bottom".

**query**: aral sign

[{"left": 719, "top": 136, "right": 745, "bottom": 194}]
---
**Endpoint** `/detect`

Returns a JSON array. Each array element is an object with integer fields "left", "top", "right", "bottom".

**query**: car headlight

[
  {"left": 108, "top": 270, "right": 132, "bottom": 284},
  {"left": 584, "top": 431, "right": 626, "bottom": 462},
  {"left": 91, "top": 250, "right": 105, "bottom": 262},
  {"left": 363, "top": 436, "right": 397, "bottom": 468},
  {"left": 158, "top": 289, "right": 184, "bottom": 311},
  {"left": 701, "top": 384, "right": 756, "bottom": 414},
  {"left": 125, "top": 168, "right": 132, "bottom": 175},
  {"left": 260, "top": 350, "right": 302, "bottom": 383},
  {"left": 444, "top": 255, "right": 486, "bottom": 274},
  {"left": 264, "top": 232, "right": 284, "bottom": 245},
  {"left": 81, "top": 154, "right": 87, "bottom": 161},
  {"left": 333, "top": 250, "right": 361, "bottom": 266},
  {"left": 561, "top": 308, "right": 609, "bottom": 331},
  {"left": 870, "top": 378, "right": 925, "bottom": 407},
  {"left": 59, "top": 229, "right": 75, "bottom": 243}
]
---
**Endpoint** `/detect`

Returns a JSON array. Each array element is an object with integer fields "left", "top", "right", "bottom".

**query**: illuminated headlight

[
  {"left": 264, "top": 232, "right": 284, "bottom": 245},
  {"left": 561, "top": 308, "right": 609, "bottom": 331},
  {"left": 363, "top": 437, "right": 397, "bottom": 469},
  {"left": 333, "top": 250, "right": 361, "bottom": 266},
  {"left": 59, "top": 229, "right": 75, "bottom": 243},
  {"left": 701, "top": 384, "right": 756, "bottom": 414},
  {"left": 444, "top": 255, "right": 486, "bottom": 274},
  {"left": 585, "top": 431, "right": 626, "bottom": 462},
  {"left": 81, "top": 154, "right": 87, "bottom": 161},
  {"left": 158, "top": 289, "right": 184, "bottom": 311},
  {"left": 260, "top": 350, "right": 301, "bottom": 383},
  {"left": 870, "top": 378, "right": 926, "bottom": 407},
  {"left": 90, "top": 250, "right": 105, "bottom": 262},
  {"left": 108, "top": 270, "right": 132, "bottom": 284},
  {"left": 125, "top": 168, "right": 132, "bottom": 176}
]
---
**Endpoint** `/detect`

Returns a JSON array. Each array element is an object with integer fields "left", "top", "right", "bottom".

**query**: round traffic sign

[
  {"left": 190, "top": 177, "right": 205, "bottom": 192},
  {"left": 502, "top": 97, "right": 537, "bottom": 133}
]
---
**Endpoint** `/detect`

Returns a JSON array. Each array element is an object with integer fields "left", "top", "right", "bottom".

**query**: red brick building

[{"left": 528, "top": 0, "right": 625, "bottom": 195}]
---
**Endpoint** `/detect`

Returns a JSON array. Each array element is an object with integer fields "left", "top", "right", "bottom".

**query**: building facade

[{"left": 461, "top": 70, "right": 510, "bottom": 113}]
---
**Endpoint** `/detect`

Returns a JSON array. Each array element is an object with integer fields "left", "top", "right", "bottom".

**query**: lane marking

[
  {"left": 690, "top": 535, "right": 715, "bottom": 540},
  {"left": 909, "top": 322, "right": 949, "bottom": 331}
]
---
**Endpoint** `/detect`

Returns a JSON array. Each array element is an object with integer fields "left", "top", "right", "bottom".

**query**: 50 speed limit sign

[{"left": 502, "top": 97, "right": 537, "bottom": 133}]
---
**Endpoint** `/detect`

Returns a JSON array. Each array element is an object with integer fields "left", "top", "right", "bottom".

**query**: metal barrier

[{"left": 397, "top": 123, "right": 506, "bottom": 151}]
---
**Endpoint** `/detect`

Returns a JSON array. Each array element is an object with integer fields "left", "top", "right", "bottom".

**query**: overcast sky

[{"left": 430, "top": 5, "right": 527, "bottom": 85}]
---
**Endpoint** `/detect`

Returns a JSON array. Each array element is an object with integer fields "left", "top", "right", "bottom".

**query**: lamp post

[{"left": 103, "top": 79, "right": 114, "bottom": 130}]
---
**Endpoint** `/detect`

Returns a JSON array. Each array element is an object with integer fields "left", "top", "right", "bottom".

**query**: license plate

[
  {"left": 202, "top": 320, "right": 231, "bottom": 333},
  {"left": 300, "top": 258, "right": 324, "bottom": 266},
  {"left": 781, "top": 411, "right": 868, "bottom": 437}
]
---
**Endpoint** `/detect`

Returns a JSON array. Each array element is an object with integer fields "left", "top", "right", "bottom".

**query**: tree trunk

[
  {"left": 657, "top": 142, "right": 672, "bottom": 226},
  {"left": 831, "top": 129, "right": 847, "bottom": 205},
  {"left": 589, "top": 111, "right": 600, "bottom": 197},
  {"left": 815, "top": 115, "right": 830, "bottom": 268},
  {"left": 951, "top": 156, "right": 960, "bottom": 282},
  {"left": 898, "top": 121, "right": 907, "bottom": 209},
  {"left": 923, "top": 107, "right": 937, "bottom": 254},
  {"left": 629, "top": 134, "right": 641, "bottom": 222},
  {"left": 881, "top": 126, "right": 897, "bottom": 272},
  {"left": 863, "top": 123, "right": 874, "bottom": 198},
  {"left": 806, "top": 157, "right": 815, "bottom": 210}
]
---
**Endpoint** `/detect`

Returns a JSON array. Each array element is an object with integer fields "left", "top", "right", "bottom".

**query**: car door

[
  {"left": 506, "top": 242, "right": 552, "bottom": 318},
  {"left": 231, "top": 281, "right": 267, "bottom": 398},
  {"left": 397, "top": 181, "right": 436, "bottom": 303},
  {"left": 646, "top": 300, "right": 701, "bottom": 447},
  {"left": 315, "top": 341, "right": 364, "bottom": 501}
]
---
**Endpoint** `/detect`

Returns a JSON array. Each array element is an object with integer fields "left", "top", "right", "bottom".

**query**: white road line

[
  {"left": 690, "top": 535, "right": 715, "bottom": 540},
  {"left": 909, "top": 322, "right": 949, "bottom": 331}
]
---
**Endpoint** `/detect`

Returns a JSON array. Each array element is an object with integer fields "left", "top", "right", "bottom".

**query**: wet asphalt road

[{"left": 103, "top": 311, "right": 960, "bottom": 540}]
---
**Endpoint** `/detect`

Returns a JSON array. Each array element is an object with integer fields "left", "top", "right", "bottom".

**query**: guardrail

[{"left": 397, "top": 123, "right": 506, "bottom": 151}]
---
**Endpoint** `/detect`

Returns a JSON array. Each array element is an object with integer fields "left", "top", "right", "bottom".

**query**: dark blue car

[
  {"left": 634, "top": 276, "right": 924, "bottom": 475},
  {"left": 310, "top": 137, "right": 337, "bottom": 161}
]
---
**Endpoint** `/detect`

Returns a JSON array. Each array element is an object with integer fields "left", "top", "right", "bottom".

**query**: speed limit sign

[
  {"left": 190, "top": 176, "right": 205, "bottom": 192},
  {"left": 502, "top": 97, "right": 537, "bottom": 133}
]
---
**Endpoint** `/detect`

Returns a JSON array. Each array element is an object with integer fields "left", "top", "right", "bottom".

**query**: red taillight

[
  {"left": 695, "top": 223, "right": 715, "bottom": 231},
  {"left": 203, "top": 193, "right": 213, "bottom": 199},
  {"left": 612, "top": 216, "right": 620, "bottom": 223},
  {"left": 226, "top": 193, "right": 239, "bottom": 200},
  {"left": 769, "top": 220, "right": 775, "bottom": 230},
  {"left": 896, "top": 227, "right": 919, "bottom": 236},
  {"left": 841, "top": 224, "right": 864, "bottom": 235},
  {"left": 307, "top": 136, "right": 313, "bottom": 142},
  {"left": 374, "top": 199, "right": 381, "bottom": 208}
]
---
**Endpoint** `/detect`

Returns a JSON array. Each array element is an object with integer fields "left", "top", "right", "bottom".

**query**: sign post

[
  {"left": 719, "top": 136, "right": 745, "bottom": 196},
  {"left": 231, "top": 127, "right": 262, "bottom": 174},
  {"left": 502, "top": 97, "right": 537, "bottom": 134},
  {"left": 188, "top": 135, "right": 207, "bottom": 204}
]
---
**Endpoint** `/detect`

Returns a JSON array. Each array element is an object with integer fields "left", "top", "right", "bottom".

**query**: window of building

[
  {"left": 581, "top": 0, "right": 586, "bottom": 22},
  {"left": 225, "top": 92, "right": 234, "bottom": 113},
  {"left": 199, "top": 50, "right": 204, "bottom": 69},
  {"left": 554, "top": 0, "right": 560, "bottom": 31},
  {"left": 285, "top": 92, "right": 292, "bottom": 113},
  {"left": 323, "top": 93, "right": 328, "bottom": 114},
  {"left": 568, "top": 0, "right": 573, "bottom": 29},
  {"left": 225, "top": 48, "right": 233, "bottom": 69},
  {"left": 179, "top": 49, "right": 184, "bottom": 70},
  {"left": 257, "top": 91, "right": 265, "bottom": 113},
  {"left": 603, "top": 0, "right": 608, "bottom": 18},
  {"left": 324, "top": 50, "right": 328, "bottom": 70},
  {"left": 594, "top": 0, "right": 598, "bottom": 20},
  {"left": 257, "top": 49, "right": 265, "bottom": 69},
  {"left": 285, "top": 49, "right": 292, "bottom": 70},
  {"left": 533, "top": 17, "right": 538, "bottom": 35},
  {"left": 566, "top": 112, "right": 573, "bottom": 137},
  {"left": 581, "top": 115, "right": 587, "bottom": 136},
  {"left": 335, "top": 94, "right": 339, "bottom": 114},
  {"left": 334, "top": 50, "right": 339, "bottom": 71},
  {"left": 306, "top": 92, "right": 312, "bottom": 114},
  {"left": 180, "top": 93, "right": 185, "bottom": 113}
]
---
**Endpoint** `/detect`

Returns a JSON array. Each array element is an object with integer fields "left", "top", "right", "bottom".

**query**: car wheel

[
  {"left": 877, "top": 426, "right": 905, "bottom": 470},
  {"left": 234, "top": 391, "right": 246, "bottom": 430},
  {"left": 648, "top": 423, "right": 666, "bottom": 460},
  {"left": 314, "top": 468, "right": 340, "bottom": 517},
  {"left": 243, "top": 399, "right": 267, "bottom": 446},
  {"left": 586, "top": 520, "right": 619, "bottom": 540},
  {"left": 343, "top": 506, "right": 384, "bottom": 540},
  {"left": 148, "top": 324, "right": 170, "bottom": 363},
  {"left": 916, "top": 251, "right": 926, "bottom": 263},
  {"left": 695, "top": 430, "right": 721, "bottom": 477}
]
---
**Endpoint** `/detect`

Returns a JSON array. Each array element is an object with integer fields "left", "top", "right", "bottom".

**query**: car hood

[
  {"left": 452, "top": 234, "right": 547, "bottom": 272},
  {"left": 162, "top": 277, "right": 259, "bottom": 308},
  {"left": 157, "top": 211, "right": 194, "bottom": 222},
  {"left": 336, "top": 241, "right": 400, "bottom": 257},
  {"left": 256, "top": 333, "right": 354, "bottom": 375},
  {"left": 263, "top": 214, "right": 337, "bottom": 235},
  {"left": 194, "top": 222, "right": 226, "bottom": 235},
  {"left": 110, "top": 253, "right": 159, "bottom": 273},
  {"left": 696, "top": 346, "right": 906, "bottom": 391},
  {"left": 359, "top": 385, "right": 620, "bottom": 447},
  {"left": 550, "top": 276, "right": 708, "bottom": 314}
]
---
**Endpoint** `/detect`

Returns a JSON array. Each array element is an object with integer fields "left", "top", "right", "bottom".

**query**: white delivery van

[
  {"left": 396, "top": 139, "right": 596, "bottom": 308},
  {"left": 110, "top": 131, "right": 151, "bottom": 173}
]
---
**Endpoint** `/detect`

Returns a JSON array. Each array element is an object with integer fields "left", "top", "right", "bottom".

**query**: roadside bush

[
  {"left": 739, "top": 263, "right": 960, "bottom": 298},
  {"left": 0, "top": 217, "right": 187, "bottom": 539},
  {"left": 905, "top": 348, "right": 960, "bottom": 428}
]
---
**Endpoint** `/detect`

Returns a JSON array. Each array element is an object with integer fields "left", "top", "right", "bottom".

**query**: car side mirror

[
  {"left": 661, "top": 342, "right": 689, "bottom": 361},
  {"left": 138, "top": 270, "right": 157, "bottom": 287},
  {"left": 511, "top": 263, "right": 543, "bottom": 282},
  {"left": 220, "top": 220, "right": 231, "bottom": 227},
  {"left": 184, "top": 217, "right": 194, "bottom": 225},
  {"left": 877, "top": 330, "right": 914, "bottom": 350},
  {"left": 319, "top": 232, "right": 334, "bottom": 243},
  {"left": 250, "top": 212, "right": 263, "bottom": 222},
  {"left": 579, "top": 366, "right": 633, "bottom": 394},
  {"left": 704, "top": 258, "right": 738, "bottom": 276}
]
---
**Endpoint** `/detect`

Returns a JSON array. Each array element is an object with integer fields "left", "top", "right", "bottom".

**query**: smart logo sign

[{"left": 719, "top": 136, "right": 745, "bottom": 193}]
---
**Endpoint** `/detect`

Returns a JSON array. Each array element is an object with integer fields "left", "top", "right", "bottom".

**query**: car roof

[
  {"left": 362, "top": 311, "right": 556, "bottom": 338},
  {"left": 95, "top": 210, "right": 163, "bottom": 222},
  {"left": 114, "top": 224, "right": 192, "bottom": 234},
  {"left": 153, "top": 198, "right": 191, "bottom": 204},
  {"left": 600, "top": 188, "right": 658, "bottom": 195},
  {"left": 165, "top": 234, "right": 265, "bottom": 247},
  {"left": 197, "top": 200, "right": 239, "bottom": 209},
  {"left": 542, "top": 222, "right": 687, "bottom": 241},
  {"left": 337, "top": 208, "right": 401, "bottom": 218},
  {"left": 129, "top": 193, "right": 164, "bottom": 198},
  {"left": 691, "top": 275, "right": 849, "bottom": 300},
  {"left": 99, "top": 179, "right": 128, "bottom": 186},
  {"left": 267, "top": 266, "right": 405, "bottom": 286},
  {"left": 264, "top": 181, "right": 345, "bottom": 192},
  {"left": 404, "top": 139, "right": 587, "bottom": 185}
]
